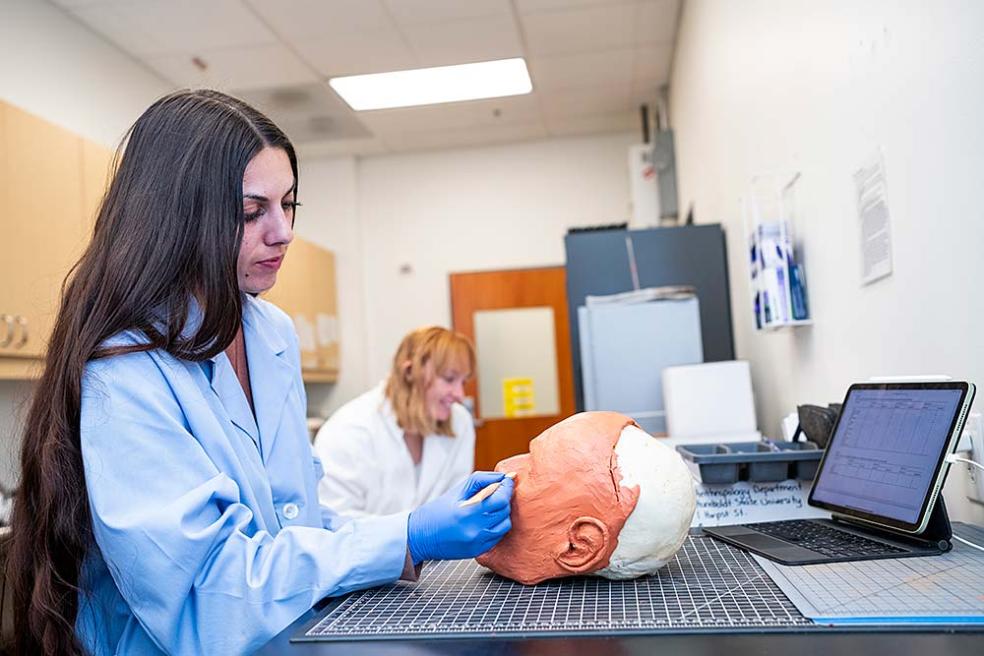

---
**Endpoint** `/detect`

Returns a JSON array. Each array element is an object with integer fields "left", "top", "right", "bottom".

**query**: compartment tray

[{"left": 675, "top": 440, "right": 823, "bottom": 484}]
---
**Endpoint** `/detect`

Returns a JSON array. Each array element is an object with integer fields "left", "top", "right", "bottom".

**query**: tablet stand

[{"left": 834, "top": 496, "right": 953, "bottom": 552}]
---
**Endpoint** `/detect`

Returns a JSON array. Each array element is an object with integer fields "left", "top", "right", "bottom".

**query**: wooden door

[{"left": 450, "top": 267, "right": 575, "bottom": 470}]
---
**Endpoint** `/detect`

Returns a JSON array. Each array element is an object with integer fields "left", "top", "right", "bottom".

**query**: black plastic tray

[{"left": 676, "top": 440, "right": 822, "bottom": 484}]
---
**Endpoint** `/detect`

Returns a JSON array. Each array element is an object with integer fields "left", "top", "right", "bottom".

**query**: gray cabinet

[{"left": 564, "top": 225, "right": 735, "bottom": 412}]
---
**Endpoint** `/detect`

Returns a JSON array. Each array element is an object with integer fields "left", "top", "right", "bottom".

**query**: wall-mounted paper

[
  {"left": 502, "top": 377, "right": 535, "bottom": 417},
  {"left": 854, "top": 151, "right": 893, "bottom": 285},
  {"left": 691, "top": 480, "right": 829, "bottom": 527}
]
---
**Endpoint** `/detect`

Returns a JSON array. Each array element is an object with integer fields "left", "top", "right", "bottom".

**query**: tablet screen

[{"left": 809, "top": 384, "right": 967, "bottom": 529}]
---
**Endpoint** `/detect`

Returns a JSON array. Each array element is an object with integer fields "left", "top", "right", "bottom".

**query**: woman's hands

[{"left": 407, "top": 471, "right": 514, "bottom": 563}]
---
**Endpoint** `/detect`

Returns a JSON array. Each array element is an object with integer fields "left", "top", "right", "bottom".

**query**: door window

[{"left": 473, "top": 307, "right": 560, "bottom": 419}]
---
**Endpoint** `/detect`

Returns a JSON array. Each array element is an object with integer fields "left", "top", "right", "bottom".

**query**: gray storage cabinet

[{"left": 564, "top": 225, "right": 735, "bottom": 411}]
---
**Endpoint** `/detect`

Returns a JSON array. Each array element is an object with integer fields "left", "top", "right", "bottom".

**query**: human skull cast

[{"left": 477, "top": 412, "right": 696, "bottom": 585}]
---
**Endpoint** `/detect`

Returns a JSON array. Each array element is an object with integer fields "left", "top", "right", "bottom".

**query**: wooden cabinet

[
  {"left": 0, "top": 101, "right": 340, "bottom": 383},
  {"left": 262, "top": 238, "right": 340, "bottom": 382},
  {"left": 0, "top": 102, "right": 112, "bottom": 378},
  {"left": 81, "top": 138, "right": 114, "bottom": 236}
]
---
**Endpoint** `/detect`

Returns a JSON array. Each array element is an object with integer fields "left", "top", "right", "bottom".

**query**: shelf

[
  {"left": 743, "top": 172, "right": 811, "bottom": 333},
  {"left": 759, "top": 319, "right": 813, "bottom": 331},
  {"left": 301, "top": 369, "right": 339, "bottom": 384},
  {"left": 0, "top": 358, "right": 43, "bottom": 380}
]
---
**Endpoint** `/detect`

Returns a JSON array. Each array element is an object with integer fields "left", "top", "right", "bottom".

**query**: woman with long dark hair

[{"left": 5, "top": 90, "right": 513, "bottom": 655}]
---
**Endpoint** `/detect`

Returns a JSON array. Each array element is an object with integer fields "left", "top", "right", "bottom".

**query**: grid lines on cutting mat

[{"left": 301, "top": 535, "right": 812, "bottom": 640}]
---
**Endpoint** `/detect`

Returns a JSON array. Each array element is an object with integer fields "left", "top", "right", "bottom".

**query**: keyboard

[{"left": 751, "top": 520, "right": 906, "bottom": 558}]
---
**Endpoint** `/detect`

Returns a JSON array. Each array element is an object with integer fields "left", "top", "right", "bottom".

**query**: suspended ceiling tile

[
  {"left": 634, "top": 0, "right": 680, "bottom": 46},
  {"left": 68, "top": 3, "right": 174, "bottom": 57},
  {"left": 245, "top": 0, "right": 392, "bottom": 40},
  {"left": 294, "top": 25, "right": 417, "bottom": 77},
  {"left": 529, "top": 49, "right": 635, "bottom": 91},
  {"left": 403, "top": 14, "right": 523, "bottom": 68},
  {"left": 544, "top": 110, "right": 638, "bottom": 137},
  {"left": 383, "top": 0, "right": 512, "bottom": 25},
  {"left": 51, "top": 0, "right": 681, "bottom": 155},
  {"left": 520, "top": 2, "right": 636, "bottom": 57},
  {"left": 297, "top": 136, "right": 390, "bottom": 158},
  {"left": 381, "top": 120, "right": 548, "bottom": 153},
  {"left": 538, "top": 84, "right": 632, "bottom": 118},
  {"left": 516, "top": 0, "right": 638, "bottom": 13},
  {"left": 358, "top": 94, "right": 541, "bottom": 134},
  {"left": 48, "top": 0, "right": 113, "bottom": 8},
  {"left": 629, "top": 81, "right": 661, "bottom": 106},
  {"left": 145, "top": 44, "right": 318, "bottom": 91},
  {"left": 232, "top": 82, "right": 352, "bottom": 118},
  {"left": 232, "top": 83, "right": 372, "bottom": 142},
  {"left": 72, "top": 0, "right": 276, "bottom": 57},
  {"left": 272, "top": 112, "right": 373, "bottom": 143},
  {"left": 632, "top": 43, "right": 673, "bottom": 87}
]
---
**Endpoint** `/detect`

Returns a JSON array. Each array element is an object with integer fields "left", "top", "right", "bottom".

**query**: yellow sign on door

[{"left": 503, "top": 377, "right": 536, "bottom": 417}]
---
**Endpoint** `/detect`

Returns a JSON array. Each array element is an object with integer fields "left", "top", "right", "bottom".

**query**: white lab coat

[{"left": 314, "top": 382, "right": 475, "bottom": 517}]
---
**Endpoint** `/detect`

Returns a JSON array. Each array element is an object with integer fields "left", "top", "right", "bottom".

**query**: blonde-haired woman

[{"left": 315, "top": 326, "right": 477, "bottom": 517}]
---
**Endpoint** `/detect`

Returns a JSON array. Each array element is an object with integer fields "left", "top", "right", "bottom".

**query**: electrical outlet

[{"left": 961, "top": 412, "right": 984, "bottom": 505}]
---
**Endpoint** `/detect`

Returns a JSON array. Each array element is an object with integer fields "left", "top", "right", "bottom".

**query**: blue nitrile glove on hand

[{"left": 407, "top": 471, "right": 514, "bottom": 564}]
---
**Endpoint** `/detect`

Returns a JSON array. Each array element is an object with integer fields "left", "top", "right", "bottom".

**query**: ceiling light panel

[
  {"left": 358, "top": 94, "right": 541, "bottom": 135},
  {"left": 330, "top": 58, "right": 533, "bottom": 111}
]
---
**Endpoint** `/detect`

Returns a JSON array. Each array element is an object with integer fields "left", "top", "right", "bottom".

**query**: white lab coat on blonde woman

[{"left": 315, "top": 382, "right": 475, "bottom": 517}]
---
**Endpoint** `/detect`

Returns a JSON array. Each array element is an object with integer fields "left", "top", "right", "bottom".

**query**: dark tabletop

[
  {"left": 256, "top": 525, "right": 984, "bottom": 655},
  {"left": 255, "top": 603, "right": 983, "bottom": 656}
]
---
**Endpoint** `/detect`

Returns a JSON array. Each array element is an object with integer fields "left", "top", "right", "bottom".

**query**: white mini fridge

[{"left": 578, "top": 294, "right": 703, "bottom": 435}]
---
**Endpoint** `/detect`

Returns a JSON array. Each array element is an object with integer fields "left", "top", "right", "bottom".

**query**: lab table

[
  {"left": 256, "top": 607, "right": 983, "bottom": 656},
  {"left": 256, "top": 528, "right": 984, "bottom": 655}
]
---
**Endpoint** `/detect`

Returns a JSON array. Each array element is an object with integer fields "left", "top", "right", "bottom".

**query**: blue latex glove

[{"left": 407, "top": 471, "right": 514, "bottom": 564}]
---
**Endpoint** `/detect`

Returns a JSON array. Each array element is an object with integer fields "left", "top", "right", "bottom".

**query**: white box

[{"left": 662, "top": 361, "right": 757, "bottom": 439}]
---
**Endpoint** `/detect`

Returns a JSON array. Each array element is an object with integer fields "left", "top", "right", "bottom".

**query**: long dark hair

[{"left": 6, "top": 89, "right": 297, "bottom": 654}]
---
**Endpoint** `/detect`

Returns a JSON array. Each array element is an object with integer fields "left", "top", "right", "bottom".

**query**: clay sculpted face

[
  {"left": 477, "top": 411, "right": 697, "bottom": 585},
  {"left": 476, "top": 412, "right": 641, "bottom": 585}
]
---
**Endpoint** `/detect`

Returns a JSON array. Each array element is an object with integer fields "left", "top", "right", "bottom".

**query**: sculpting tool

[{"left": 459, "top": 472, "right": 516, "bottom": 507}]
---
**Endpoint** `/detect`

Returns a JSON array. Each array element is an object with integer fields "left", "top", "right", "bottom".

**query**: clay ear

[{"left": 555, "top": 516, "right": 610, "bottom": 574}]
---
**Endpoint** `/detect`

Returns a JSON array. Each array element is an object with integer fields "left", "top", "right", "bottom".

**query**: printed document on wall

[{"left": 854, "top": 151, "right": 893, "bottom": 285}]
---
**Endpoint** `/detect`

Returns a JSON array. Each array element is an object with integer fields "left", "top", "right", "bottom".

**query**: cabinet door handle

[
  {"left": 14, "top": 316, "right": 28, "bottom": 349},
  {"left": 0, "top": 315, "right": 12, "bottom": 348}
]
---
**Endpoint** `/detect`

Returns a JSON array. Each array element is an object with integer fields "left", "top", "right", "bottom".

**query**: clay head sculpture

[{"left": 476, "top": 411, "right": 696, "bottom": 585}]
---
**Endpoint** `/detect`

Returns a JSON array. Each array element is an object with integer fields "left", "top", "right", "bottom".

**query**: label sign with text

[{"left": 691, "top": 480, "right": 830, "bottom": 527}]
